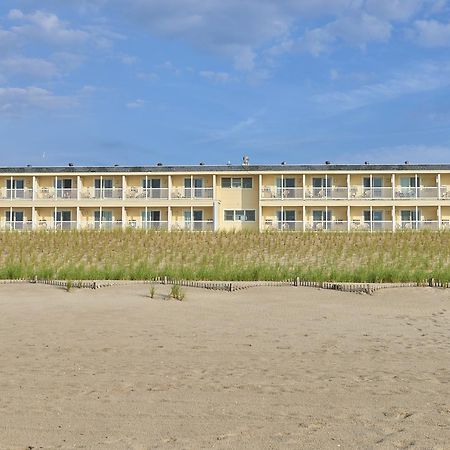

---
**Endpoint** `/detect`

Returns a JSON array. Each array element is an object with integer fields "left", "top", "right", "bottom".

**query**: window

[
  {"left": 94, "top": 211, "right": 113, "bottom": 222},
  {"left": 364, "top": 210, "right": 383, "bottom": 222},
  {"left": 56, "top": 179, "right": 72, "bottom": 189},
  {"left": 142, "top": 210, "right": 161, "bottom": 222},
  {"left": 6, "top": 211, "right": 24, "bottom": 222},
  {"left": 54, "top": 211, "right": 71, "bottom": 222},
  {"left": 142, "top": 178, "right": 161, "bottom": 189},
  {"left": 224, "top": 210, "right": 234, "bottom": 221},
  {"left": 223, "top": 210, "right": 256, "bottom": 221},
  {"left": 221, "top": 177, "right": 252, "bottom": 188}
]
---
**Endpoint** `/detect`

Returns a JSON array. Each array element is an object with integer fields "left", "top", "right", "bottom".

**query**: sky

[{"left": 0, "top": 0, "right": 450, "bottom": 166}]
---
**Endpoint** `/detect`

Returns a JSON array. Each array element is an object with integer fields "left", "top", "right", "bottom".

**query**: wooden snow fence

[{"left": 0, "top": 277, "right": 449, "bottom": 293}]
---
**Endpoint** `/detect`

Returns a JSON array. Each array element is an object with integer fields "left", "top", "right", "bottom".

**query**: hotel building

[{"left": 1, "top": 163, "right": 450, "bottom": 232}]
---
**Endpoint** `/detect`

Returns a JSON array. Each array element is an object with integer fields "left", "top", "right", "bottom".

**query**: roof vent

[
  {"left": 325, "top": 160, "right": 331, "bottom": 165},
  {"left": 114, "top": 164, "right": 119, "bottom": 167},
  {"left": 404, "top": 161, "right": 409, "bottom": 165},
  {"left": 227, "top": 161, "right": 231, "bottom": 166},
  {"left": 199, "top": 162, "right": 205, "bottom": 166},
  {"left": 26, "top": 164, "right": 31, "bottom": 167},
  {"left": 242, "top": 155, "right": 249, "bottom": 166},
  {"left": 281, "top": 161, "right": 286, "bottom": 165},
  {"left": 156, "top": 162, "right": 163, "bottom": 166},
  {"left": 68, "top": 162, "right": 74, "bottom": 167},
  {"left": 364, "top": 161, "right": 369, "bottom": 165}
]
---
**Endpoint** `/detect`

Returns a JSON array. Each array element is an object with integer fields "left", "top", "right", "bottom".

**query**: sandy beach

[{"left": 0, "top": 284, "right": 449, "bottom": 449}]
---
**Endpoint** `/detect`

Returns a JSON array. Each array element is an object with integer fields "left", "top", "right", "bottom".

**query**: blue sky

[{"left": 0, "top": 0, "right": 450, "bottom": 166}]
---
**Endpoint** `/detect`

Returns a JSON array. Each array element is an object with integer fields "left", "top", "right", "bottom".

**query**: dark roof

[{"left": 0, "top": 164, "right": 449, "bottom": 174}]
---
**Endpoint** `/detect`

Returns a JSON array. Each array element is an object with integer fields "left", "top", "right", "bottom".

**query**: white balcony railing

[
  {"left": 80, "top": 188, "right": 123, "bottom": 200},
  {"left": 125, "top": 187, "right": 169, "bottom": 200},
  {"left": 307, "top": 221, "right": 349, "bottom": 231},
  {"left": 0, "top": 188, "right": 33, "bottom": 200},
  {"left": 261, "top": 187, "right": 304, "bottom": 199},
  {"left": 261, "top": 185, "right": 450, "bottom": 200},
  {"left": 264, "top": 220, "right": 304, "bottom": 231},
  {"left": 172, "top": 220, "right": 214, "bottom": 231},
  {"left": 351, "top": 221, "right": 394, "bottom": 231},
  {"left": 171, "top": 188, "right": 214, "bottom": 199},
  {"left": 35, "top": 188, "right": 78, "bottom": 200},
  {"left": 0, "top": 221, "right": 33, "bottom": 230},
  {"left": 133, "top": 220, "right": 169, "bottom": 230}
]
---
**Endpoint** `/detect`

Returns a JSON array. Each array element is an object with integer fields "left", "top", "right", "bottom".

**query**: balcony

[
  {"left": 36, "top": 188, "right": 78, "bottom": 200},
  {"left": 264, "top": 220, "right": 304, "bottom": 231},
  {"left": 260, "top": 185, "right": 450, "bottom": 200},
  {"left": 127, "top": 220, "right": 169, "bottom": 230},
  {"left": 0, "top": 221, "right": 33, "bottom": 230},
  {"left": 125, "top": 187, "right": 169, "bottom": 200},
  {"left": 0, "top": 188, "right": 33, "bottom": 200},
  {"left": 80, "top": 188, "right": 123, "bottom": 200},
  {"left": 171, "top": 187, "right": 214, "bottom": 199},
  {"left": 172, "top": 220, "right": 214, "bottom": 231},
  {"left": 351, "top": 221, "right": 394, "bottom": 231}
]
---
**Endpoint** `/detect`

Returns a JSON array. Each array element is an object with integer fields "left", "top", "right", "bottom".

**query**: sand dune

[{"left": 0, "top": 284, "right": 449, "bottom": 449}]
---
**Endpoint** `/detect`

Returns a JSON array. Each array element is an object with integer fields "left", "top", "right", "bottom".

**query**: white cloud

[
  {"left": 0, "top": 56, "right": 59, "bottom": 79},
  {"left": 199, "top": 70, "right": 231, "bottom": 83},
  {"left": 314, "top": 61, "right": 450, "bottom": 111},
  {"left": 299, "top": 13, "right": 391, "bottom": 55},
  {"left": 126, "top": 99, "right": 145, "bottom": 109},
  {"left": 0, "top": 86, "right": 77, "bottom": 116},
  {"left": 365, "top": 0, "right": 423, "bottom": 21},
  {"left": 344, "top": 145, "right": 450, "bottom": 164},
  {"left": 412, "top": 19, "right": 450, "bottom": 47},
  {"left": 8, "top": 9, "right": 89, "bottom": 46}
]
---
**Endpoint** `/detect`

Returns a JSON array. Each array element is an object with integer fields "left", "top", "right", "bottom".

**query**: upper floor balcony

[{"left": 261, "top": 185, "right": 450, "bottom": 201}]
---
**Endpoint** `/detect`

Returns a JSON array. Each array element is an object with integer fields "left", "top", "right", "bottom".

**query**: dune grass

[{"left": 1, "top": 229, "right": 450, "bottom": 283}]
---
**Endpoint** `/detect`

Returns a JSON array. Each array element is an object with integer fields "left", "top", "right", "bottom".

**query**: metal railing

[
  {"left": 139, "top": 221, "right": 169, "bottom": 230},
  {"left": 172, "top": 220, "right": 214, "bottom": 231},
  {"left": 351, "top": 221, "right": 394, "bottom": 231},
  {"left": 125, "top": 187, "right": 169, "bottom": 200},
  {"left": 261, "top": 187, "right": 304, "bottom": 199},
  {"left": 0, "top": 221, "right": 33, "bottom": 230},
  {"left": 80, "top": 188, "right": 123, "bottom": 200},
  {"left": 35, "top": 188, "right": 78, "bottom": 200},
  {"left": 261, "top": 185, "right": 450, "bottom": 200},
  {"left": 264, "top": 220, "right": 304, "bottom": 231},
  {"left": 0, "top": 188, "right": 33, "bottom": 200},
  {"left": 171, "top": 188, "right": 214, "bottom": 199},
  {"left": 307, "top": 221, "right": 349, "bottom": 231}
]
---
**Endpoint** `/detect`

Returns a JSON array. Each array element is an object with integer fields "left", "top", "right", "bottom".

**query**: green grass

[{"left": 1, "top": 229, "right": 450, "bottom": 283}]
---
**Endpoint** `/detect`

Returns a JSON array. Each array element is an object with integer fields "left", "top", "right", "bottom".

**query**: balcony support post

[
  {"left": 212, "top": 175, "right": 216, "bottom": 201},
  {"left": 54, "top": 206, "right": 57, "bottom": 231},
  {"left": 438, "top": 205, "right": 442, "bottom": 230},
  {"left": 370, "top": 205, "right": 373, "bottom": 233},
  {"left": 77, "top": 176, "right": 81, "bottom": 200},
  {"left": 258, "top": 174, "right": 262, "bottom": 200},
  {"left": 168, "top": 206, "right": 172, "bottom": 232},
  {"left": 281, "top": 174, "right": 284, "bottom": 200},
  {"left": 347, "top": 174, "right": 350, "bottom": 199},
  {"left": 32, "top": 176, "right": 36, "bottom": 201},
  {"left": 391, "top": 174, "right": 395, "bottom": 199},
  {"left": 437, "top": 173, "right": 441, "bottom": 199},
  {"left": 392, "top": 205, "right": 396, "bottom": 232},
  {"left": 214, "top": 201, "right": 219, "bottom": 232},
  {"left": 55, "top": 176, "right": 58, "bottom": 199},
  {"left": 416, "top": 205, "right": 419, "bottom": 229},
  {"left": 76, "top": 207, "right": 81, "bottom": 230},
  {"left": 122, "top": 206, "right": 126, "bottom": 230},
  {"left": 302, "top": 174, "right": 306, "bottom": 200},
  {"left": 347, "top": 205, "right": 351, "bottom": 231},
  {"left": 302, "top": 205, "right": 306, "bottom": 232},
  {"left": 32, "top": 206, "right": 36, "bottom": 230},
  {"left": 281, "top": 205, "right": 284, "bottom": 230},
  {"left": 122, "top": 176, "right": 126, "bottom": 201},
  {"left": 168, "top": 175, "right": 172, "bottom": 200},
  {"left": 258, "top": 204, "right": 263, "bottom": 232},
  {"left": 190, "top": 206, "right": 194, "bottom": 231}
]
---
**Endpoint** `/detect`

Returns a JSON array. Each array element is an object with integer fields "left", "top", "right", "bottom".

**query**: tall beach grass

[{"left": 1, "top": 229, "right": 450, "bottom": 283}]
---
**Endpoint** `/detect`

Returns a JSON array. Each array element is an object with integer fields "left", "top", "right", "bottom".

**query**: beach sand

[{"left": 0, "top": 284, "right": 449, "bottom": 449}]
